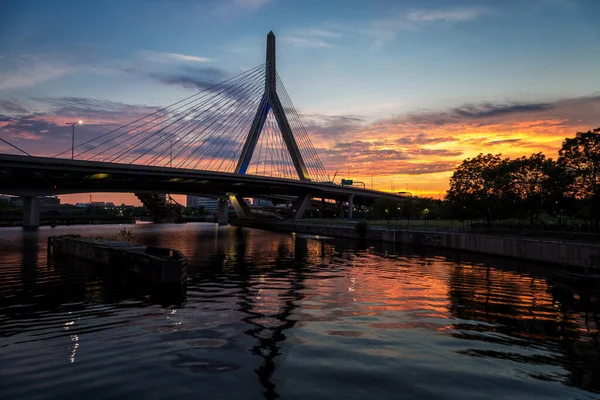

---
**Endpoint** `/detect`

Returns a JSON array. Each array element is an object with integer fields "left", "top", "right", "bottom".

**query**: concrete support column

[
  {"left": 337, "top": 200, "right": 344, "bottom": 219},
  {"left": 22, "top": 197, "right": 40, "bottom": 229},
  {"left": 292, "top": 193, "right": 311, "bottom": 220},
  {"left": 217, "top": 199, "right": 229, "bottom": 225},
  {"left": 229, "top": 194, "right": 255, "bottom": 220},
  {"left": 348, "top": 194, "right": 354, "bottom": 221},
  {"left": 320, "top": 198, "right": 325, "bottom": 218}
]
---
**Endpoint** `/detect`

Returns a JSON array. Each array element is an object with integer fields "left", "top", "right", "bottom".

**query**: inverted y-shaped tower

[{"left": 235, "top": 31, "right": 310, "bottom": 181}]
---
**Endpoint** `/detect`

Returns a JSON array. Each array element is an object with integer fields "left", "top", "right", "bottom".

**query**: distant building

[
  {"left": 252, "top": 198, "right": 272, "bottom": 207},
  {"left": 186, "top": 195, "right": 199, "bottom": 208},
  {"left": 0, "top": 195, "right": 59, "bottom": 206},
  {"left": 187, "top": 195, "right": 219, "bottom": 212},
  {"left": 40, "top": 196, "right": 60, "bottom": 205}
]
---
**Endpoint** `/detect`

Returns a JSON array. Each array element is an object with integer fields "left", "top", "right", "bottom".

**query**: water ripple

[{"left": 0, "top": 223, "right": 598, "bottom": 399}]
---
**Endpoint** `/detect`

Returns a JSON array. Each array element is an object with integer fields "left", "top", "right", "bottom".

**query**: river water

[{"left": 0, "top": 223, "right": 598, "bottom": 399}]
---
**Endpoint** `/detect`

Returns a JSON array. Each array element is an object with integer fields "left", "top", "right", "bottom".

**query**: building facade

[{"left": 187, "top": 195, "right": 219, "bottom": 212}]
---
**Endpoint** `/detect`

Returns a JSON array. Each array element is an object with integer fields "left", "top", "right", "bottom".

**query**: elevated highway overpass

[{"left": 0, "top": 154, "right": 405, "bottom": 227}]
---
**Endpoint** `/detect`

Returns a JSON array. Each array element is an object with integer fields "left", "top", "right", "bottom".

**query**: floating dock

[{"left": 48, "top": 235, "right": 187, "bottom": 288}]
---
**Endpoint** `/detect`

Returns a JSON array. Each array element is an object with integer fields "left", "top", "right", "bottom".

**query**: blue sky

[
  {"left": 1, "top": 0, "right": 599, "bottom": 199},
  {"left": 2, "top": 0, "right": 598, "bottom": 113}
]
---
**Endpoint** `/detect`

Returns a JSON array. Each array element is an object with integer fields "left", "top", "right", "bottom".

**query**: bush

[{"left": 355, "top": 221, "right": 369, "bottom": 238}]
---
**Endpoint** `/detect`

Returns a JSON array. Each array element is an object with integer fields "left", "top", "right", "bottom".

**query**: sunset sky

[{"left": 1, "top": 0, "right": 599, "bottom": 204}]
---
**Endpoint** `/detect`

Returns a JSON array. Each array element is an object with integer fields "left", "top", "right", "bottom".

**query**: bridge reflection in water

[{"left": 0, "top": 223, "right": 598, "bottom": 399}]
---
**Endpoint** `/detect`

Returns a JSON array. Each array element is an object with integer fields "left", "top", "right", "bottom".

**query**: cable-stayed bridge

[{"left": 0, "top": 32, "right": 403, "bottom": 227}]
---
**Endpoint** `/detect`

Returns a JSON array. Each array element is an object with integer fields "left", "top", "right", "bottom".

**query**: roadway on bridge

[{"left": 0, "top": 154, "right": 404, "bottom": 205}]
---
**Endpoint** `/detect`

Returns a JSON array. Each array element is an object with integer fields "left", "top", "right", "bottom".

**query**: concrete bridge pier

[
  {"left": 292, "top": 193, "right": 311, "bottom": 219},
  {"left": 229, "top": 194, "right": 255, "bottom": 220},
  {"left": 217, "top": 199, "right": 229, "bottom": 225},
  {"left": 22, "top": 197, "right": 40, "bottom": 229},
  {"left": 348, "top": 194, "right": 354, "bottom": 220}
]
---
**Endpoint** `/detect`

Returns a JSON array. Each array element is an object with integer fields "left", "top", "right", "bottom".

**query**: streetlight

[{"left": 66, "top": 120, "right": 83, "bottom": 160}]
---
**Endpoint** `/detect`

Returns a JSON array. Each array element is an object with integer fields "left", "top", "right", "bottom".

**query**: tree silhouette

[
  {"left": 558, "top": 128, "right": 600, "bottom": 228},
  {"left": 447, "top": 153, "right": 512, "bottom": 223},
  {"left": 506, "top": 153, "right": 558, "bottom": 226}
]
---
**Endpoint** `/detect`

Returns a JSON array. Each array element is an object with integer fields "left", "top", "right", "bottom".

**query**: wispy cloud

[
  {"left": 0, "top": 52, "right": 119, "bottom": 92},
  {"left": 300, "top": 114, "right": 364, "bottom": 138},
  {"left": 399, "top": 96, "right": 600, "bottom": 126},
  {"left": 280, "top": 37, "right": 333, "bottom": 48},
  {"left": 0, "top": 62, "right": 72, "bottom": 91},
  {"left": 0, "top": 97, "right": 159, "bottom": 156},
  {"left": 232, "top": 0, "right": 272, "bottom": 9},
  {"left": 214, "top": 0, "right": 273, "bottom": 16},
  {"left": 368, "top": 6, "right": 490, "bottom": 49},
  {"left": 3, "top": 92, "right": 599, "bottom": 189},
  {"left": 281, "top": 28, "right": 343, "bottom": 49},
  {"left": 301, "top": 94, "right": 600, "bottom": 182},
  {"left": 0, "top": 99, "right": 29, "bottom": 115},
  {"left": 144, "top": 66, "right": 259, "bottom": 101},
  {"left": 406, "top": 7, "right": 488, "bottom": 23},
  {"left": 296, "top": 28, "right": 343, "bottom": 39},
  {"left": 140, "top": 51, "right": 213, "bottom": 64}
]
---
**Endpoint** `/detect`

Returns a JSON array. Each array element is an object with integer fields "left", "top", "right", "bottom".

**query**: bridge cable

[
  {"left": 116, "top": 67, "right": 264, "bottom": 165},
  {"left": 0, "top": 137, "right": 31, "bottom": 156},
  {"left": 276, "top": 73, "right": 329, "bottom": 181},
  {"left": 196, "top": 82, "right": 265, "bottom": 171},
  {"left": 105, "top": 67, "right": 265, "bottom": 163},
  {"left": 193, "top": 75, "right": 266, "bottom": 169},
  {"left": 129, "top": 69, "right": 264, "bottom": 166},
  {"left": 277, "top": 73, "right": 329, "bottom": 181},
  {"left": 210, "top": 91, "right": 264, "bottom": 172},
  {"left": 275, "top": 75, "right": 321, "bottom": 179},
  {"left": 178, "top": 73, "right": 265, "bottom": 170},
  {"left": 84, "top": 64, "right": 264, "bottom": 160},
  {"left": 188, "top": 62, "right": 272, "bottom": 168},
  {"left": 54, "top": 64, "right": 264, "bottom": 159},
  {"left": 168, "top": 70, "right": 265, "bottom": 168}
]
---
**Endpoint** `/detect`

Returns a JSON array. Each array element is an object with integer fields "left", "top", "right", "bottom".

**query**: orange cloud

[
  {"left": 3, "top": 94, "right": 600, "bottom": 203},
  {"left": 304, "top": 95, "right": 600, "bottom": 196}
]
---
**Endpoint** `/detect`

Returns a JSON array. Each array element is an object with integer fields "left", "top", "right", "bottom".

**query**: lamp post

[{"left": 66, "top": 120, "right": 83, "bottom": 160}]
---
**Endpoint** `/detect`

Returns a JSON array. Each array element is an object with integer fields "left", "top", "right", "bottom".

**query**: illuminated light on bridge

[{"left": 88, "top": 173, "right": 111, "bottom": 180}]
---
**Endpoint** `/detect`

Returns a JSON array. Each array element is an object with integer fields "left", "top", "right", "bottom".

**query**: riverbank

[
  {"left": 0, "top": 215, "right": 136, "bottom": 227},
  {"left": 234, "top": 220, "right": 600, "bottom": 270}
]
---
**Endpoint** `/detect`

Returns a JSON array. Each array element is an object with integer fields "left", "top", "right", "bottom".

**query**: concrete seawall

[
  {"left": 236, "top": 221, "right": 600, "bottom": 270},
  {"left": 0, "top": 215, "right": 136, "bottom": 227},
  {"left": 48, "top": 235, "right": 187, "bottom": 287}
]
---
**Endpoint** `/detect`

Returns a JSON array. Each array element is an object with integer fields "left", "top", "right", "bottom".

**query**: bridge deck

[{"left": 0, "top": 154, "right": 404, "bottom": 203}]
